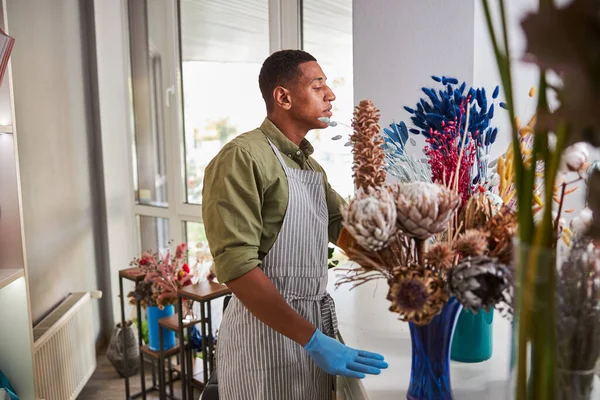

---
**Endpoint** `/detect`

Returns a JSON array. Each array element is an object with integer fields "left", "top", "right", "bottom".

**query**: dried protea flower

[
  {"left": 341, "top": 186, "right": 397, "bottom": 252},
  {"left": 460, "top": 192, "right": 496, "bottom": 231},
  {"left": 387, "top": 267, "right": 449, "bottom": 326},
  {"left": 485, "top": 206, "right": 517, "bottom": 265},
  {"left": 351, "top": 100, "right": 386, "bottom": 191},
  {"left": 396, "top": 182, "right": 460, "bottom": 240},
  {"left": 425, "top": 242, "right": 455, "bottom": 271},
  {"left": 448, "top": 255, "right": 511, "bottom": 313},
  {"left": 454, "top": 229, "right": 489, "bottom": 257}
]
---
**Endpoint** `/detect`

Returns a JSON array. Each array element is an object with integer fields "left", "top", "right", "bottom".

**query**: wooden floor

[{"left": 79, "top": 348, "right": 197, "bottom": 400}]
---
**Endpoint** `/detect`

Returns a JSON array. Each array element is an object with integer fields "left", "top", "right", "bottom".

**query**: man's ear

[{"left": 273, "top": 86, "right": 292, "bottom": 111}]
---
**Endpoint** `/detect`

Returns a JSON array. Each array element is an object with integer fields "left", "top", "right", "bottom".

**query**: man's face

[{"left": 288, "top": 61, "right": 336, "bottom": 130}]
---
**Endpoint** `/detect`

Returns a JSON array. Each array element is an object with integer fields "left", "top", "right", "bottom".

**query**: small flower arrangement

[
  {"left": 336, "top": 99, "right": 513, "bottom": 326},
  {"left": 127, "top": 242, "right": 194, "bottom": 309}
]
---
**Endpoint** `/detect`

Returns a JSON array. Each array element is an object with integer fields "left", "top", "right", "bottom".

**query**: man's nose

[{"left": 325, "top": 86, "right": 336, "bottom": 102}]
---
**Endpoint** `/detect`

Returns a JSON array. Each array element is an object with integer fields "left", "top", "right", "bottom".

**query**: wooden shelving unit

[{"left": 0, "top": 0, "right": 36, "bottom": 398}]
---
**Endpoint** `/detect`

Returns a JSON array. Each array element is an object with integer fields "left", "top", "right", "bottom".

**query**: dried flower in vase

[
  {"left": 557, "top": 235, "right": 600, "bottom": 399},
  {"left": 425, "top": 242, "right": 455, "bottom": 272},
  {"left": 484, "top": 206, "right": 517, "bottom": 265},
  {"left": 127, "top": 242, "right": 195, "bottom": 309},
  {"left": 341, "top": 186, "right": 397, "bottom": 252},
  {"left": 396, "top": 182, "right": 460, "bottom": 240},
  {"left": 387, "top": 267, "right": 449, "bottom": 326},
  {"left": 351, "top": 100, "right": 386, "bottom": 191},
  {"left": 454, "top": 229, "right": 489, "bottom": 258},
  {"left": 447, "top": 255, "right": 511, "bottom": 313},
  {"left": 460, "top": 192, "right": 496, "bottom": 231}
]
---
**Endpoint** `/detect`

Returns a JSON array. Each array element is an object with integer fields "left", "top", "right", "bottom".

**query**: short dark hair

[{"left": 258, "top": 49, "right": 317, "bottom": 112}]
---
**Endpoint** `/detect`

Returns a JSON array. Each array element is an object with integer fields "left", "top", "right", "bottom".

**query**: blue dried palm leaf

[
  {"left": 383, "top": 121, "right": 409, "bottom": 156},
  {"left": 394, "top": 76, "right": 503, "bottom": 161}
]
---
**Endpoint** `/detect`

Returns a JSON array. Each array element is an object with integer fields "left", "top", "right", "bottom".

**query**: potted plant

[{"left": 128, "top": 242, "right": 194, "bottom": 351}]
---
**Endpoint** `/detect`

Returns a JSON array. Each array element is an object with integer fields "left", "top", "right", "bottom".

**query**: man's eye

[{"left": 314, "top": 87, "right": 322, "bottom": 90}]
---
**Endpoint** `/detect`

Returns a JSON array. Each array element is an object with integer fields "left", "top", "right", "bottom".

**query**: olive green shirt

[{"left": 202, "top": 118, "right": 347, "bottom": 283}]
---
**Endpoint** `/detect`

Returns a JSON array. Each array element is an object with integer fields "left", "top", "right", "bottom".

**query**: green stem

[{"left": 481, "top": 0, "right": 529, "bottom": 235}]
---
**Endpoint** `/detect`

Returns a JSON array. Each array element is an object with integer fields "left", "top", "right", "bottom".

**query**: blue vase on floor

[
  {"left": 147, "top": 305, "right": 176, "bottom": 351},
  {"left": 450, "top": 307, "right": 494, "bottom": 363},
  {"left": 407, "top": 297, "right": 462, "bottom": 400}
]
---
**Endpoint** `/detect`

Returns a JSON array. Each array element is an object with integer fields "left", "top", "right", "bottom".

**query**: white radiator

[{"left": 32, "top": 291, "right": 100, "bottom": 400}]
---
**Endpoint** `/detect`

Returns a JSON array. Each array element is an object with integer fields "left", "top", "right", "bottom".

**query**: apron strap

[
  {"left": 264, "top": 136, "right": 290, "bottom": 171},
  {"left": 287, "top": 293, "right": 338, "bottom": 339}
]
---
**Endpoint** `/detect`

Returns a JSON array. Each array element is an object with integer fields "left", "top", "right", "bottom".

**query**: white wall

[
  {"left": 6, "top": 0, "right": 138, "bottom": 339},
  {"left": 7, "top": 0, "right": 103, "bottom": 336},
  {"left": 353, "top": 0, "right": 475, "bottom": 131}
]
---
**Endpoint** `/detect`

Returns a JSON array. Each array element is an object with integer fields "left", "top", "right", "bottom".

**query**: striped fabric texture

[{"left": 217, "top": 138, "right": 338, "bottom": 400}]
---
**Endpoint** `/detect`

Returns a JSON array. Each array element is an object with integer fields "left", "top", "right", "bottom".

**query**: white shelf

[
  {"left": 0, "top": 268, "right": 23, "bottom": 290},
  {"left": 0, "top": 125, "right": 12, "bottom": 133},
  {"left": 0, "top": 276, "right": 36, "bottom": 400}
]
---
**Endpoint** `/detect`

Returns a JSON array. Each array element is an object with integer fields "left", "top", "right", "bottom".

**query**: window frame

[{"left": 126, "top": 0, "right": 303, "bottom": 251}]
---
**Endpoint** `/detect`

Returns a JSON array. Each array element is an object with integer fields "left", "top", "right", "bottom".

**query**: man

[{"left": 202, "top": 50, "right": 387, "bottom": 400}]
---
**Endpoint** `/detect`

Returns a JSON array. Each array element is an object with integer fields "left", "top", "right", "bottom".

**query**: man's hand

[
  {"left": 304, "top": 329, "right": 388, "bottom": 378},
  {"left": 226, "top": 268, "right": 388, "bottom": 378}
]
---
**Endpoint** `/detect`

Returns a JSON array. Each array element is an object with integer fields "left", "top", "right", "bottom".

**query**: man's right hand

[{"left": 304, "top": 329, "right": 388, "bottom": 378}]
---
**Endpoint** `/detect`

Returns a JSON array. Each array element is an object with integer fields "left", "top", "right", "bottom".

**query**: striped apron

[{"left": 216, "top": 137, "right": 338, "bottom": 400}]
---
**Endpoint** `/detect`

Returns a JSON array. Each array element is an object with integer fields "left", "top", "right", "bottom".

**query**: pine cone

[
  {"left": 454, "top": 229, "right": 489, "bottom": 257},
  {"left": 351, "top": 100, "right": 386, "bottom": 191},
  {"left": 396, "top": 182, "right": 460, "bottom": 240},
  {"left": 425, "top": 242, "right": 455, "bottom": 271},
  {"left": 447, "top": 255, "right": 511, "bottom": 313},
  {"left": 387, "top": 266, "right": 449, "bottom": 326},
  {"left": 341, "top": 186, "right": 397, "bottom": 252}
]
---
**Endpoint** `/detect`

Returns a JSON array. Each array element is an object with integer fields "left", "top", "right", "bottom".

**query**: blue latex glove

[{"left": 304, "top": 329, "right": 388, "bottom": 379}]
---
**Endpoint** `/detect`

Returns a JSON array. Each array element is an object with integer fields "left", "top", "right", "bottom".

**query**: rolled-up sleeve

[{"left": 202, "top": 145, "right": 264, "bottom": 283}]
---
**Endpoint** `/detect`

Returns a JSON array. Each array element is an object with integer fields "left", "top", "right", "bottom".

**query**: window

[
  {"left": 303, "top": 0, "right": 354, "bottom": 199},
  {"left": 138, "top": 216, "right": 170, "bottom": 253},
  {"left": 127, "top": 0, "right": 353, "bottom": 258},
  {"left": 180, "top": 0, "right": 270, "bottom": 204},
  {"left": 129, "top": 0, "right": 170, "bottom": 208}
]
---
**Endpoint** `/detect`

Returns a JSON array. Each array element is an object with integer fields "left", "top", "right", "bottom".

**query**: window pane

[
  {"left": 129, "top": 0, "right": 171, "bottom": 207},
  {"left": 303, "top": 0, "right": 354, "bottom": 199},
  {"left": 183, "top": 221, "right": 211, "bottom": 276},
  {"left": 184, "top": 220, "right": 223, "bottom": 336},
  {"left": 137, "top": 215, "right": 170, "bottom": 252},
  {"left": 180, "top": 0, "right": 269, "bottom": 205}
]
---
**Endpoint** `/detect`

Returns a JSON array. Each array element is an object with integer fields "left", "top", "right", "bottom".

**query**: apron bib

[{"left": 216, "top": 137, "right": 338, "bottom": 400}]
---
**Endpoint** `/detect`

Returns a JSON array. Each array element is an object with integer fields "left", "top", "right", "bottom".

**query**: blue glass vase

[
  {"left": 407, "top": 297, "right": 463, "bottom": 400},
  {"left": 147, "top": 305, "right": 176, "bottom": 351}
]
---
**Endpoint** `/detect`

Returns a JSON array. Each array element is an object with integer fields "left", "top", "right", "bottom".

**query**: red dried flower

[
  {"left": 175, "top": 243, "right": 187, "bottom": 259},
  {"left": 138, "top": 255, "right": 153, "bottom": 266},
  {"left": 424, "top": 99, "right": 477, "bottom": 208}
]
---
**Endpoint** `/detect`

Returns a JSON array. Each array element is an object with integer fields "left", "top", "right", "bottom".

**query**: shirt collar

[{"left": 260, "top": 118, "right": 314, "bottom": 164}]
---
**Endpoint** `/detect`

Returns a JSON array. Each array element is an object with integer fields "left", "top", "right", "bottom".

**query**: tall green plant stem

[{"left": 481, "top": 0, "right": 560, "bottom": 398}]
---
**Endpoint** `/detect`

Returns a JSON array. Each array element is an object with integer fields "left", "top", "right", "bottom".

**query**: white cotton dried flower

[
  {"left": 560, "top": 142, "right": 589, "bottom": 173},
  {"left": 395, "top": 182, "right": 460, "bottom": 240},
  {"left": 342, "top": 186, "right": 398, "bottom": 251},
  {"left": 571, "top": 207, "right": 594, "bottom": 234}
]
